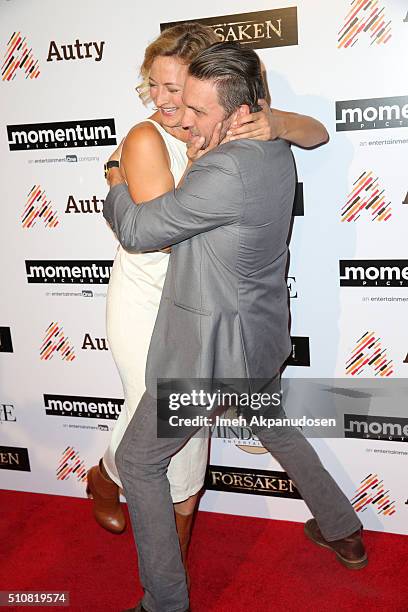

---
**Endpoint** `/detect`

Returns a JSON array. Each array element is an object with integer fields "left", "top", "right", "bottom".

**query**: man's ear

[{"left": 229, "top": 104, "right": 250, "bottom": 127}]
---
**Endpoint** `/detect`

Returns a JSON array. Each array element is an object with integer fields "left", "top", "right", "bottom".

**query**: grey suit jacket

[{"left": 103, "top": 139, "right": 296, "bottom": 396}]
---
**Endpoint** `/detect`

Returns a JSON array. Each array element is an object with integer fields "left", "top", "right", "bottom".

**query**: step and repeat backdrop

[{"left": 1, "top": 0, "right": 407, "bottom": 535}]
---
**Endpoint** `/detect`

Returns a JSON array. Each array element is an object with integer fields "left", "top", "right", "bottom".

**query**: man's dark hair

[{"left": 188, "top": 41, "right": 265, "bottom": 116}]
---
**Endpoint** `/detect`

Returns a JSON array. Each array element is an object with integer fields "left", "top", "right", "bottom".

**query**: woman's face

[{"left": 149, "top": 56, "right": 188, "bottom": 127}]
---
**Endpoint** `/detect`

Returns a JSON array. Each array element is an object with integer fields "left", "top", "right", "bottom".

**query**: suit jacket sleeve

[{"left": 103, "top": 149, "right": 243, "bottom": 252}]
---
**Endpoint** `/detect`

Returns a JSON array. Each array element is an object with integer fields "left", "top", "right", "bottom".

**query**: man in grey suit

[{"left": 104, "top": 42, "right": 366, "bottom": 612}]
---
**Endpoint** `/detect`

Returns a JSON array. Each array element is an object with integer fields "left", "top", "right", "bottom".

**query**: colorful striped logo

[
  {"left": 21, "top": 185, "right": 59, "bottom": 229},
  {"left": 351, "top": 473, "right": 396, "bottom": 515},
  {"left": 346, "top": 332, "right": 394, "bottom": 376},
  {"left": 1, "top": 32, "right": 40, "bottom": 81},
  {"left": 338, "top": 0, "right": 392, "bottom": 48},
  {"left": 57, "top": 447, "right": 87, "bottom": 482},
  {"left": 40, "top": 322, "right": 76, "bottom": 362},
  {"left": 341, "top": 171, "right": 391, "bottom": 222}
]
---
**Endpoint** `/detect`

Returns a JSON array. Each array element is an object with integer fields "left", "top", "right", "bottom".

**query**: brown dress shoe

[
  {"left": 304, "top": 518, "right": 368, "bottom": 569},
  {"left": 86, "top": 459, "right": 126, "bottom": 534}
]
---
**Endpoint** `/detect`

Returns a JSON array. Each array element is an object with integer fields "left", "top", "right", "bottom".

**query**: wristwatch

[{"left": 104, "top": 160, "right": 120, "bottom": 179}]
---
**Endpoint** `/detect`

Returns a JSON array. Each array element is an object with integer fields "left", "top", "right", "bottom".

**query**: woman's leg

[
  {"left": 89, "top": 249, "right": 209, "bottom": 566},
  {"left": 86, "top": 457, "right": 126, "bottom": 534},
  {"left": 174, "top": 493, "right": 200, "bottom": 587}
]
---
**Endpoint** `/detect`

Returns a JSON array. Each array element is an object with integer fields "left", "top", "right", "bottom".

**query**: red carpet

[{"left": 1, "top": 489, "right": 407, "bottom": 611}]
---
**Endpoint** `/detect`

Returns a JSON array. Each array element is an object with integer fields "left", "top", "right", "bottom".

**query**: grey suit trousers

[{"left": 116, "top": 381, "right": 361, "bottom": 612}]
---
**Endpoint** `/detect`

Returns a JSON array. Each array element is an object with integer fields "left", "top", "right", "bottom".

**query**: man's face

[{"left": 181, "top": 75, "right": 235, "bottom": 148}]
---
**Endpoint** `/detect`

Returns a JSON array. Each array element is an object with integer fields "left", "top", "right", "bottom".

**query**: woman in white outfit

[
  {"left": 105, "top": 117, "right": 206, "bottom": 497},
  {"left": 87, "top": 23, "right": 329, "bottom": 574}
]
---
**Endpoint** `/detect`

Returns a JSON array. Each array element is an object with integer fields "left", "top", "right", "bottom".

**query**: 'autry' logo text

[
  {"left": 21, "top": 188, "right": 105, "bottom": 227},
  {"left": 47, "top": 39, "right": 105, "bottom": 62}
]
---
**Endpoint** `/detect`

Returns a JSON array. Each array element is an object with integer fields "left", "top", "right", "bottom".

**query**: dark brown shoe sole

[{"left": 304, "top": 521, "right": 368, "bottom": 570}]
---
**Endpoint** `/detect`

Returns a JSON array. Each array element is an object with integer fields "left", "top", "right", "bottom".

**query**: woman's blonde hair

[{"left": 137, "top": 22, "right": 219, "bottom": 104}]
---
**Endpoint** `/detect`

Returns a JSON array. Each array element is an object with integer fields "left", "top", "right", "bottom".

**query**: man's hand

[
  {"left": 106, "top": 166, "right": 126, "bottom": 187},
  {"left": 106, "top": 139, "right": 126, "bottom": 187},
  {"left": 108, "top": 139, "right": 124, "bottom": 163},
  {"left": 186, "top": 122, "right": 223, "bottom": 164}
]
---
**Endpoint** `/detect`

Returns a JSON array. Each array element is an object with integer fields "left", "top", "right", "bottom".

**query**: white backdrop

[{"left": 1, "top": 0, "right": 407, "bottom": 535}]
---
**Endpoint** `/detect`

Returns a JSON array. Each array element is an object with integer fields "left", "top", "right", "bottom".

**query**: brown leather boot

[
  {"left": 86, "top": 459, "right": 126, "bottom": 534},
  {"left": 175, "top": 510, "right": 195, "bottom": 589},
  {"left": 304, "top": 518, "right": 367, "bottom": 569}
]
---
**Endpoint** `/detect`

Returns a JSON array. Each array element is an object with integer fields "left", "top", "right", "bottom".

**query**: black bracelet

[{"left": 104, "top": 160, "right": 120, "bottom": 179}]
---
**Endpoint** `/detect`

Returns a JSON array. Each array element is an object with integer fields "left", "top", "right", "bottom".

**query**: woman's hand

[
  {"left": 228, "top": 101, "right": 329, "bottom": 148},
  {"left": 227, "top": 100, "right": 279, "bottom": 142}
]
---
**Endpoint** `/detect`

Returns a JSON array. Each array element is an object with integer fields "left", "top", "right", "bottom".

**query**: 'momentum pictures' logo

[
  {"left": 339, "top": 260, "right": 408, "bottom": 287},
  {"left": 44, "top": 394, "right": 124, "bottom": 420},
  {"left": 26, "top": 260, "right": 113, "bottom": 284},
  {"left": 344, "top": 414, "right": 408, "bottom": 442},
  {"left": 7, "top": 119, "right": 117, "bottom": 150},
  {"left": 336, "top": 96, "right": 408, "bottom": 131},
  {"left": 161, "top": 7, "right": 298, "bottom": 50}
]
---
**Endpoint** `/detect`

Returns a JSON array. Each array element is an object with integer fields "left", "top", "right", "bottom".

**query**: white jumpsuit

[{"left": 103, "top": 119, "right": 209, "bottom": 502}]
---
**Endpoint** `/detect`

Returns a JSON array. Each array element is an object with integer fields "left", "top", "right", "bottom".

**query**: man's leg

[
  {"left": 246, "top": 375, "right": 361, "bottom": 541},
  {"left": 252, "top": 417, "right": 362, "bottom": 541},
  {"left": 116, "top": 391, "right": 195, "bottom": 612}
]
